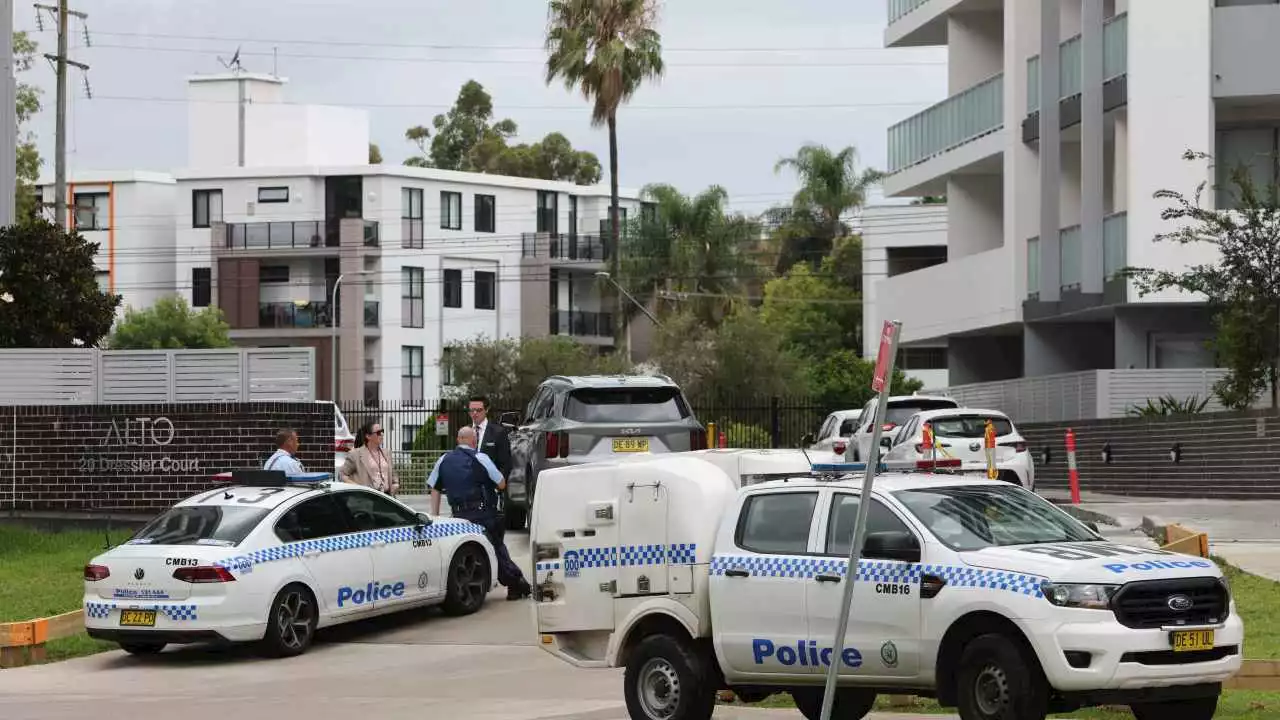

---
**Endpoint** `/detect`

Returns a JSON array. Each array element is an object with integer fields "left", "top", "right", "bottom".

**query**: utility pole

[
  {"left": 1, "top": 0, "right": 16, "bottom": 227},
  {"left": 35, "top": 1, "right": 88, "bottom": 228}
]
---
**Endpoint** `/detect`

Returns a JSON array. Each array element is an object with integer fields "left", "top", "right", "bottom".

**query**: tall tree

[
  {"left": 772, "top": 143, "right": 883, "bottom": 272},
  {"left": 545, "top": 0, "right": 665, "bottom": 337},
  {"left": 14, "top": 32, "right": 43, "bottom": 220},
  {"left": 368, "top": 143, "right": 383, "bottom": 164},
  {"left": 0, "top": 219, "right": 120, "bottom": 347},
  {"left": 107, "top": 294, "right": 233, "bottom": 350}
]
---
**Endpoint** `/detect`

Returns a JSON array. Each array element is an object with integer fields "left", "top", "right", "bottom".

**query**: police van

[{"left": 529, "top": 456, "right": 1242, "bottom": 720}]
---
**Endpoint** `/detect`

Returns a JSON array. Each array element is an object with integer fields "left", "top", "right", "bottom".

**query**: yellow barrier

[
  {"left": 1160, "top": 523, "right": 1210, "bottom": 558},
  {"left": 0, "top": 609, "right": 84, "bottom": 668},
  {"left": 1226, "top": 660, "right": 1280, "bottom": 691}
]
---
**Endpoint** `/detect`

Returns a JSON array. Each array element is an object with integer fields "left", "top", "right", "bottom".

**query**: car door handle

[
  {"left": 371, "top": 540, "right": 387, "bottom": 548},
  {"left": 815, "top": 574, "right": 842, "bottom": 583},
  {"left": 303, "top": 550, "right": 320, "bottom": 559},
  {"left": 724, "top": 569, "right": 749, "bottom": 578}
]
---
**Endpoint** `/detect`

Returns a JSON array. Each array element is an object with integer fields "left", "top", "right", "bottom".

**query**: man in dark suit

[{"left": 466, "top": 394, "right": 529, "bottom": 599}]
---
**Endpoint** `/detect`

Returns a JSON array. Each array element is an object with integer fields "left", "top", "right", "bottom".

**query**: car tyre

[
  {"left": 623, "top": 634, "right": 716, "bottom": 720},
  {"left": 790, "top": 687, "right": 876, "bottom": 720},
  {"left": 258, "top": 583, "right": 317, "bottom": 658},
  {"left": 118, "top": 641, "right": 166, "bottom": 656},
  {"left": 442, "top": 543, "right": 491, "bottom": 616},
  {"left": 1130, "top": 696, "right": 1218, "bottom": 720},
  {"left": 955, "top": 633, "right": 1048, "bottom": 720}
]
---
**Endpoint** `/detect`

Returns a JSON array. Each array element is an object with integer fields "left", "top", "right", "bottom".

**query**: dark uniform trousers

[{"left": 436, "top": 448, "right": 528, "bottom": 591}]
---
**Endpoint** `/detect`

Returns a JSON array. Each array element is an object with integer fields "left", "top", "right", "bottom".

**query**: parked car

[
  {"left": 880, "top": 407, "right": 1035, "bottom": 489},
  {"left": 499, "top": 374, "right": 706, "bottom": 530},
  {"left": 845, "top": 394, "right": 962, "bottom": 462},
  {"left": 807, "top": 409, "right": 864, "bottom": 459},
  {"left": 318, "top": 401, "right": 355, "bottom": 473}
]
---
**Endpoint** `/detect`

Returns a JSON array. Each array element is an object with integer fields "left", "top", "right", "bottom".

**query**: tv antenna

[{"left": 217, "top": 46, "right": 244, "bottom": 72}]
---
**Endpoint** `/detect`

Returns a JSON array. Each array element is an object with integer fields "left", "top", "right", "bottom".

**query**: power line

[{"left": 34, "top": 1, "right": 90, "bottom": 229}]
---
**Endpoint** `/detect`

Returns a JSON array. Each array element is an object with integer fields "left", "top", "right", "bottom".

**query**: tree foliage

[
  {"left": 649, "top": 308, "right": 803, "bottom": 404},
  {"left": 760, "top": 236, "right": 862, "bottom": 356},
  {"left": 770, "top": 143, "right": 883, "bottom": 273},
  {"left": 440, "top": 335, "right": 630, "bottom": 407},
  {"left": 803, "top": 350, "right": 923, "bottom": 410},
  {"left": 0, "top": 220, "right": 120, "bottom": 347},
  {"left": 1124, "top": 150, "right": 1280, "bottom": 409},
  {"left": 15, "top": 32, "right": 42, "bottom": 220},
  {"left": 107, "top": 294, "right": 233, "bottom": 350},
  {"left": 368, "top": 143, "right": 383, "bottom": 164},
  {"left": 402, "top": 80, "right": 602, "bottom": 184}
]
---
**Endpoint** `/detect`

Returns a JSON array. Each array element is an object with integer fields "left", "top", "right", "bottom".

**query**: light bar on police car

[
  {"left": 210, "top": 470, "right": 335, "bottom": 486},
  {"left": 809, "top": 458, "right": 964, "bottom": 474}
]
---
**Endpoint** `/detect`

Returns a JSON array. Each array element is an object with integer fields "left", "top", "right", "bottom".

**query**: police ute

[
  {"left": 529, "top": 456, "right": 1242, "bottom": 720},
  {"left": 84, "top": 470, "right": 498, "bottom": 657}
]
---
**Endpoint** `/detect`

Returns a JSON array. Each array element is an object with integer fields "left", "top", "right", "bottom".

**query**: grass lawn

[{"left": 0, "top": 525, "right": 123, "bottom": 663}]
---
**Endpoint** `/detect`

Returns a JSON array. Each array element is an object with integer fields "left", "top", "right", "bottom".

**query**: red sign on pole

[{"left": 871, "top": 321, "right": 896, "bottom": 392}]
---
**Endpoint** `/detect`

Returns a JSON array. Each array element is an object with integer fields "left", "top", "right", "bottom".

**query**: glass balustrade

[
  {"left": 1027, "top": 13, "right": 1127, "bottom": 114},
  {"left": 888, "top": 73, "right": 1004, "bottom": 173}
]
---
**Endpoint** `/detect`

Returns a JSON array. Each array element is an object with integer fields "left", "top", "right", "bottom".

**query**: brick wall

[
  {"left": 0, "top": 402, "right": 330, "bottom": 514},
  {"left": 1021, "top": 410, "right": 1280, "bottom": 499}
]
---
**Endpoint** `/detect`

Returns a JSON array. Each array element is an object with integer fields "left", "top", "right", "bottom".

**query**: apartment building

[
  {"left": 872, "top": 0, "right": 1271, "bottom": 386},
  {"left": 41, "top": 72, "right": 643, "bottom": 404}
]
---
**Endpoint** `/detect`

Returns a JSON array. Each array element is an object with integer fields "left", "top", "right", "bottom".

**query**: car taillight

[
  {"left": 544, "top": 432, "right": 568, "bottom": 459},
  {"left": 690, "top": 430, "right": 708, "bottom": 450},
  {"left": 833, "top": 440, "right": 847, "bottom": 456},
  {"left": 335, "top": 438, "right": 354, "bottom": 453},
  {"left": 1000, "top": 441, "right": 1027, "bottom": 453},
  {"left": 84, "top": 564, "right": 110, "bottom": 581},
  {"left": 173, "top": 566, "right": 237, "bottom": 583},
  {"left": 882, "top": 423, "right": 898, "bottom": 432}
]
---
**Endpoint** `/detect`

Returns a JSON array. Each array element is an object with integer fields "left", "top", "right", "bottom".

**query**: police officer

[
  {"left": 264, "top": 428, "right": 306, "bottom": 474},
  {"left": 427, "top": 426, "right": 532, "bottom": 601}
]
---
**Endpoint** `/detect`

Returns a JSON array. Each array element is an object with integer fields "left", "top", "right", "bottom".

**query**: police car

[
  {"left": 83, "top": 470, "right": 498, "bottom": 657},
  {"left": 530, "top": 456, "right": 1242, "bottom": 720}
]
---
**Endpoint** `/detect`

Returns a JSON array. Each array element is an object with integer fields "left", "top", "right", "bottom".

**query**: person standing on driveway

[
  {"left": 340, "top": 420, "right": 400, "bottom": 495},
  {"left": 264, "top": 428, "right": 306, "bottom": 474},
  {"left": 427, "top": 426, "right": 532, "bottom": 600},
  {"left": 468, "top": 394, "right": 512, "bottom": 530}
]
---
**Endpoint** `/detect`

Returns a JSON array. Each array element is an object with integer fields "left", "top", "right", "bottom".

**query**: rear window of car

[
  {"left": 562, "top": 387, "right": 691, "bottom": 423},
  {"left": 929, "top": 415, "right": 1015, "bottom": 438},
  {"left": 129, "top": 506, "right": 271, "bottom": 547},
  {"left": 885, "top": 400, "right": 958, "bottom": 425}
]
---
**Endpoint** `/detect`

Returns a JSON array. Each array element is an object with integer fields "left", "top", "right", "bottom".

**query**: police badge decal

[{"left": 880, "top": 641, "right": 899, "bottom": 669}]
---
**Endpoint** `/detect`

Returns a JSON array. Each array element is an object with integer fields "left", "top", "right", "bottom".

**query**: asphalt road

[{"left": 0, "top": 529, "right": 946, "bottom": 720}]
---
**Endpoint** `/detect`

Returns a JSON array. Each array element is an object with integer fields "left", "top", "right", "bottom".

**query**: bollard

[
  {"left": 706, "top": 422, "right": 716, "bottom": 449},
  {"left": 1065, "top": 428, "right": 1081, "bottom": 504},
  {"left": 983, "top": 418, "right": 997, "bottom": 480},
  {"left": 718, "top": 431, "right": 727, "bottom": 448}
]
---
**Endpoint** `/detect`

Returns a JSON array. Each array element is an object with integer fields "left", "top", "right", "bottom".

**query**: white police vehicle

[
  {"left": 530, "top": 456, "right": 1242, "bottom": 720},
  {"left": 84, "top": 470, "right": 498, "bottom": 657}
]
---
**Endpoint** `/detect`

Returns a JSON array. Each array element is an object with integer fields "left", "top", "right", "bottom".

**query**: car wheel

[
  {"left": 118, "top": 641, "right": 166, "bottom": 656},
  {"left": 955, "top": 633, "right": 1048, "bottom": 720},
  {"left": 442, "top": 543, "right": 491, "bottom": 616},
  {"left": 790, "top": 687, "right": 876, "bottom": 720},
  {"left": 259, "top": 583, "right": 317, "bottom": 658},
  {"left": 1130, "top": 696, "right": 1218, "bottom": 720},
  {"left": 623, "top": 634, "right": 716, "bottom": 720}
]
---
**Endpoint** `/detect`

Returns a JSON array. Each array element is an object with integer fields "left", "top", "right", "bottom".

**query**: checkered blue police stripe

[
  {"left": 535, "top": 561, "right": 561, "bottom": 572},
  {"left": 211, "top": 519, "right": 486, "bottom": 573},
  {"left": 84, "top": 602, "right": 199, "bottom": 621},
  {"left": 533, "top": 544, "right": 699, "bottom": 573},
  {"left": 709, "top": 555, "right": 1045, "bottom": 598}
]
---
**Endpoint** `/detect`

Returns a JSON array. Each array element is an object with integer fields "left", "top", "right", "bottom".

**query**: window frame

[
  {"left": 819, "top": 491, "right": 922, "bottom": 560},
  {"left": 442, "top": 268, "right": 462, "bottom": 308},
  {"left": 536, "top": 190, "right": 558, "bottom": 234},
  {"left": 733, "top": 489, "right": 821, "bottom": 557},
  {"left": 475, "top": 193, "right": 496, "bottom": 233},
  {"left": 401, "top": 187, "right": 424, "bottom": 249},
  {"left": 440, "top": 346, "right": 457, "bottom": 386},
  {"left": 401, "top": 266, "right": 424, "bottom": 328},
  {"left": 333, "top": 489, "right": 420, "bottom": 531},
  {"left": 273, "top": 494, "right": 355, "bottom": 544},
  {"left": 192, "top": 189, "right": 223, "bottom": 229},
  {"left": 474, "top": 270, "right": 496, "bottom": 311},
  {"left": 191, "top": 267, "right": 212, "bottom": 307},
  {"left": 440, "top": 191, "right": 462, "bottom": 230},
  {"left": 259, "top": 265, "right": 290, "bottom": 284},
  {"left": 401, "top": 345, "right": 424, "bottom": 406},
  {"left": 257, "top": 186, "right": 290, "bottom": 204},
  {"left": 74, "top": 192, "right": 109, "bottom": 231}
]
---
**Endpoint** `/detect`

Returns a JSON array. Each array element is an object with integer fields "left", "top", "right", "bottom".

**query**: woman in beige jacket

[{"left": 340, "top": 420, "right": 400, "bottom": 495}]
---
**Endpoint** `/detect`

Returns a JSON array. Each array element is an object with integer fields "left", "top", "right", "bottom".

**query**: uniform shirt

[
  {"left": 264, "top": 448, "right": 305, "bottom": 474},
  {"left": 426, "top": 445, "right": 503, "bottom": 490}
]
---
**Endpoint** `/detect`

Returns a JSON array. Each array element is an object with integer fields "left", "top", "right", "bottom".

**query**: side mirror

[
  {"left": 800, "top": 433, "right": 815, "bottom": 447},
  {"left": 499, "top": 411, "right": 519, "bottom": 428},
  {"left": 415, "top": 512, "right": 433, "bottom": 527},
  {"left": 880, "top": 436, "right": 893, "bottom": 448},
  {"left": 863, "top": 531, "right": 920, "bottom": 564},
  {"left": 1085, "top": 520, "right": 1100, "bottom": 534}
]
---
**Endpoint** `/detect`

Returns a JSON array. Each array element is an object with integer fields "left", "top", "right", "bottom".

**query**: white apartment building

[
  {"left": 39, "top": 72, "right": 645, "bottom": 405},
  {"left": 872, "top": 0, "right": 1269, "bottom": 386}
]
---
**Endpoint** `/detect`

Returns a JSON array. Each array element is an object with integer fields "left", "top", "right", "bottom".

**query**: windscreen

[
  {"left": 130, "top": 506, "right": 271, "bottom": 547},
  {"left": 562, "top": 387, "right": 691, "bottom": 423},
  {"left": 929, "top": 415, "right": 1014, "bottom": 438},
  {"left": 893, "top": 484, "right": 1098, "bottom": 552},
  {"left": 885, "top": 399, "right": 958, "bottom": 425}
]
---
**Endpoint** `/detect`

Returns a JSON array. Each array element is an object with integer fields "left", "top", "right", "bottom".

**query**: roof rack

[{"left": 210, "top": 470, "right": 336, "bottom": 489}]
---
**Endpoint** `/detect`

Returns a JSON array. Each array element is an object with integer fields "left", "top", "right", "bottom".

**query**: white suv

[
  {"left": 882, "top": 407, "right": 1036, "bottom": 490},
  {"left": 848, "top": 394, "right": 960, "bottom": 462}
]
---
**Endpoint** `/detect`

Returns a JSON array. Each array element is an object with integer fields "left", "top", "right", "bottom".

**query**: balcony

[
  {"left": 225, "top": 220, "right": 381, "bottom": 251},
  {"left": 873, "top": 246, "right": 1019, "bottom": 343},
  {"left": 550, "top": 310, "right": 615, "bottom": 341},
  {"left": 1024, "top": 13, "right": 1127, "bottom": 140},
  {"left": 883, "top": 73, "right": 1005, "bottom": 197},
  {"left": 885, "top": 0, "right": 999, "bottom": 48},
  {"left": 259, "top": 301, "right": 331, "bottom": 329},
  {"left": 522, "top": 233, "right": 612, "bottom": 264},
  {"left": 1025, "top": 211, "right": 1128, "bottom": 317},
  {"left": 1214, "top": 3, "right": 1280, "bottom": 100}
]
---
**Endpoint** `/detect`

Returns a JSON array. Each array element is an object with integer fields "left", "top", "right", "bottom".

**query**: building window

[
  {"left": 568, "top": 196, "right": 578, "bottom": 236},
  {"left": 192, "top": 267, "right": 212, "bottom": 307},
  {"left": 95, "top": 270, "right": 110, "bottom": 292},
  {"left": 401, "top": 346, "right": 424, "bottom": 406},
  {"left": 440, "top": 346, "right": 457, "bottom": 386},
  {"left": 259, "top": 265, "right": 289, "bottom": 283},
  {"left": 475, "top": 194, "right": 496, "bottom": 233},
  {"left": 363, "top": 381, "right": 380, "bottom": 408},
  {"left": 897, "top": 347, "right": 947, "bottom": 371},
  {"left": 440, "top": 191, "right": 462, "bottom": 230},
  {"left": 641, "top": 201, "right": 658, "bottom": 225},
  {"left": 258, "top": 186, "right": 289, "bottom": 203},
  {"left": 537, "top": 191, "right": 558, "bottom": 234},
  {"left": 600, "top": 206, "right": 627, "bottom": 236},
  {"left": 443, "top": 268, "right": 462, "bottom": 308},
  {"left": 474, "top": 270, "right": 496, "bottom": 310},
  {"left": 402, "top": 424, "right": 421, "bottom": 452},
  {"left": 401, "top": 187, "right": 424, "bottom": 249},
  {"left": 74, "top": 193, "right": 108, "bottom": 231},
  {"left": 192, "top": 189, "right": 223, "bottom": 228},
  {"left": 401, "top": 266, "right": 424, "bottom": 328}
]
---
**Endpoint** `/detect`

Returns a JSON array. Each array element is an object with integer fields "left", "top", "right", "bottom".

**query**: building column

[
  {"left": 338, "top": 219, "right": 367, "bottom": 405},
  {"left": 1079, "top": 0, "right": 1105, "bottom": 295},
  {"left": 1038, "top": 0, "right": 1062, "bottom": 303}
]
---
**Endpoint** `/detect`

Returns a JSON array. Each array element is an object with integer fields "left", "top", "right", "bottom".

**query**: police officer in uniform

[{"left": 427, "top": 426, "right": 532, "bottom": 600}]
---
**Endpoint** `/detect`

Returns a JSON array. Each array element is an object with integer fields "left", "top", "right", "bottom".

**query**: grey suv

[{"left": 498, "top": 374, "right": 706, "bottom": 529}]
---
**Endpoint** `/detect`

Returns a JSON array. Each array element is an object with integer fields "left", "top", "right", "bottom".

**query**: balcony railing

[
  {"left": 1027, "top": 12, "right": 1128, "bottom": 113},
  {"left": 887, "top": 72, "right": 1004, "bottom": 174},
  {"left": 228, "top": 221, "right": 330, "bottom": 250},
  {"left": 887, "top": 0, "right": 931, "bottom": 24},
  {"left": 363, "top": 300, "right": 380, "bottom": 327},
  {"left": 522, "top": 233, "right": 612, "bottom": 261},
  {"left": 550, "top": 310, "right": 614, "bottom": 338},
  {"left": 1026, "top": 211, "right": 1129, "bottom": 297},
  {"left": 259, "top": 301, "right": 331, "bottom": 329}
]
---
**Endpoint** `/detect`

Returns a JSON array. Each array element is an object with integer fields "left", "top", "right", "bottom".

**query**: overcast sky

[{"left": 17, "top": 0, "right": 945, "bottom": 214}]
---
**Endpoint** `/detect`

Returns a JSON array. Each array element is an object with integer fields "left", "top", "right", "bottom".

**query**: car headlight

[{"left": 1041, "top": 582, "right": 1119, "bottom": 610}]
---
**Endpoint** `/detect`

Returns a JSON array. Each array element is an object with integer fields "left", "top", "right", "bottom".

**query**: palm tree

[
  {"left": 773, "top": 143, "right": 884, "bottom": 268},
  {"left": 545, "top": 0, "right": 665, "bottom": 333}
]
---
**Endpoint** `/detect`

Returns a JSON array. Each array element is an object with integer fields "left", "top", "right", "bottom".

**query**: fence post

[{"left": 769, "top": 396, "right": 782, "bottom": 448}]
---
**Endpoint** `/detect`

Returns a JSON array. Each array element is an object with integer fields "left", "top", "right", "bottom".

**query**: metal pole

[
  {"left": 330, "top": 272, "right": 344, "bottom": 403},
  {"left": 0, "top": 0, "right": 15, "bottom": 227},
  {"left": 53, "top": 0, "right": 68, "bottom": 228},
  {"left": 819, "top": 320, "right": 901, "bottom": 720},
  {"left": 596, "top": 271, "right": 660, "bottom": 326}
]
